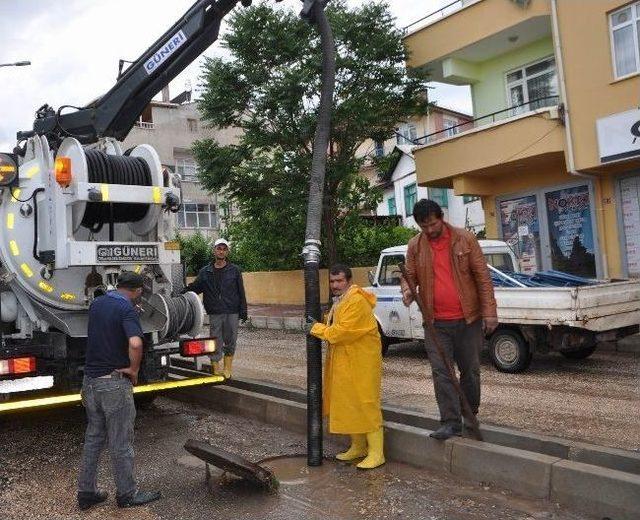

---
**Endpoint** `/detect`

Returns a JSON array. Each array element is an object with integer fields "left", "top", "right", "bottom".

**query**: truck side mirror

[{"left": 368, "top": 270, "right": 376, "bottom": 286}]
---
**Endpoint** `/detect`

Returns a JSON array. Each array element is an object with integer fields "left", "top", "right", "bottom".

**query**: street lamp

[{"left": 0, "top": 61, "right": 31, "bottom": 68}]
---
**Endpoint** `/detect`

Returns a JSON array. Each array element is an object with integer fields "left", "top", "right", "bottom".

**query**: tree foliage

[
  {"left": 176, "top": 232, "right": 212, "bottom": 275},
  {"left": 194, "top": 0, "right": 428, "bottom": 270}
]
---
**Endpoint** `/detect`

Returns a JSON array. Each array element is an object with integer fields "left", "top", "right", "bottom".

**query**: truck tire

[
  {"left": 560, "top": 345, "right": 597, "bottom": 360},
  {"left": 378, "top": 324, "right": 391, "bottom": 357},
  {"left": 489, "top": 329, "right": 531, "bottom": 373}
]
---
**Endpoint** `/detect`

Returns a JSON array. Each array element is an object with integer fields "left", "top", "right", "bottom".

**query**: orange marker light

[
  {"left": 54, "top": 156, "right": 72, "bottom": 187},
  {"left": 0, "top": 153, "right": 18, "bottom": 187}
]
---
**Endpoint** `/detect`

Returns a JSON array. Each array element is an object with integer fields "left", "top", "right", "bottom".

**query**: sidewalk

[{"left": 245, "top": 304, "right": 306, "bottom": 331}]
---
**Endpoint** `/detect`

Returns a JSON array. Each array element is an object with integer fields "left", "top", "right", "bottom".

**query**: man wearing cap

[
  {"left": 184, "top": 238, "right": 247, "bottom": 378},
  {"left": 77, "top": 271, "right": 161, "bottom": 510}
]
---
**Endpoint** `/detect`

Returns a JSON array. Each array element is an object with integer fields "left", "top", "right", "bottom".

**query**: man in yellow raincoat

[{"left": 307, "top": 264, "right": 384, "bottom": 469}]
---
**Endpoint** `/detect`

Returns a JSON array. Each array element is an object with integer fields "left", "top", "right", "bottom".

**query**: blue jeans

[{"left": 77, "top": 373, "right": 136, "bottom": 501}]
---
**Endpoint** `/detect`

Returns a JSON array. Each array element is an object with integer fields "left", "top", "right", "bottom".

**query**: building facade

[
  {"left": 404, "top": 0, "right": 640, "bottom": 278},
  {"left": 359, "top": 107, "right": 483, "bottom": 232},
  {"left": 121, "top": 90, "right": 239, "bottom": 239}
]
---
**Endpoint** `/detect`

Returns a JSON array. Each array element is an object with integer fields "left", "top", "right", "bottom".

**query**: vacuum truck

[{"left": 0, "top": 0, "right": 288, "bottom": 410}]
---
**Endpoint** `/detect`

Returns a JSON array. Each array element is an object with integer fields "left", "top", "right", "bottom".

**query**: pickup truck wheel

[
  {"left": 378, "top": 324, "right": 391, "bottom": 357},
  {"left": 560, "top": 345, "right": 597, "bottom": 360},
  {"left": 489, "top": 330, "right": 531, "bottom": 373}
]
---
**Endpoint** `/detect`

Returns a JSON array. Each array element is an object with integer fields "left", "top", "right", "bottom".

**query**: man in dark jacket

[
  {"left": 78, "top": 271, "right": 161, "bottom": 510},
  {"left": 401, "top": 199, "right": 497, "bottom": 440},
  {"left": 184, "top": 238, "right": 247, "bottom": 378}
]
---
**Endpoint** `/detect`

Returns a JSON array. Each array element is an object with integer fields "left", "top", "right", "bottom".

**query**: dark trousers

[
  {"left": 77, "top": 373, "right": 137, "bottom": 501},
  {"left": 423, "top": 319, "right": 482, "bottom": 426}
]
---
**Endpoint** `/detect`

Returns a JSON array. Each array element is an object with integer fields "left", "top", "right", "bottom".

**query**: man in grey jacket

[{"left": 184, "top": 238, "right": 247, "bottom": 378}]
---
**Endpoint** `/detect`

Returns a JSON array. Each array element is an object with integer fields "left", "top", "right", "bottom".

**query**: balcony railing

[
  {"left": 134, "top": 121, "right": 155, "bottom": 129},
  {"left": 412, "top": 96, "right": 559, "bottom": 145},
  {"left": 403, "top": 0, "right": 478, "bottom": 34}
]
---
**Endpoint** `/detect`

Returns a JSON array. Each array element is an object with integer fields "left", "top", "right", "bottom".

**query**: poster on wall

[
  {"left": 499, "top": 195, "right": 541, "bottom": 274},
  {"left": 620, "top": 177, "right": 640, "bottom": 278},
  {"left": 545, "top": 185, "right": 596, "bottom": 278}
]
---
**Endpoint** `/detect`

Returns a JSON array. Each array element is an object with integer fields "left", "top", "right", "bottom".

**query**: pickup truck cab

[{"left": 367, "top": 241, "right": 640, "bottom": 373}]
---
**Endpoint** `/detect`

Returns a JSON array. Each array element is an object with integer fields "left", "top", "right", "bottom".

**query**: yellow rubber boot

[
  {"left": 335, "top": 434, "right": 367, "bottom": 461},
  {"left": 223, "top": 355, "right": 233, "bottom": 379},
  {"left": 210, "top": 359, "right": 222, "bottom": 376},
  {"left": 356, "top": 428, "right": 385, "bottom": 469}
]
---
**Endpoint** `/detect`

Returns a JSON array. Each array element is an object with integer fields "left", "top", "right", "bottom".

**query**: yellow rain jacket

[{"left": 310, "top": 284, "right": 382, "bottom": 434}]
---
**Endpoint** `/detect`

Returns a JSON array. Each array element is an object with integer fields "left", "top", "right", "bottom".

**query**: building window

[
  {"left": 177, "top": 203, "right": 217, "bottom": 229},
  {"left": 404, "top": 183, "right": 417, "bottom": 216},
  {"left": 387, "top": 196, "right": 397, "bottom": 215},
  {"left": 175, "top": 157, "right": 198, "bottom": 181},
  {"left": 396, "top": 123, "right": 417, "bottom": 145},
  {"left": 374, "top": 140, "right": 385, "bottom": 158},
  {"left": 505, "top": 57, "right": 558, "bottom": 114},
  {"left": 463, "top": 195, "right": 480, "bottom": 204},
  {"left": 187, "top": 118, "right": 198, "bottom": 132},
  {"left": 610, "top": 3, "right": 640, "bottom": 78},
  {"left": 443, "top": 118, "right": 459, "bottom": 138},
  {"left": 429, "top": 187, "right": 448, "bottom": 208}
]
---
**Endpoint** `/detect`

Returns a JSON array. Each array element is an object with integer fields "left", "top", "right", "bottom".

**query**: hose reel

[
  {"left": 57, "top": 139, "right": 164, "bottom": 236},
  {"left": 147, "top": 291, "right": 203, "bottom": 340},
  {"left": 82, "top": 150, "right": 152, "bottom": 232}
]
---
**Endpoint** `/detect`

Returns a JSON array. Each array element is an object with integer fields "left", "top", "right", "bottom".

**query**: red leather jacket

[{"left": 403, "top": 224, "right": 497, "bottom": 324}]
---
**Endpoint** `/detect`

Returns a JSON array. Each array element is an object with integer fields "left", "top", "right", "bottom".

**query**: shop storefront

[
  {"left": 496, "top": 182, "right": 599, "bottom": 278},
  {"left": 617, "top": 174, "right": 640, "bottom": 278}
]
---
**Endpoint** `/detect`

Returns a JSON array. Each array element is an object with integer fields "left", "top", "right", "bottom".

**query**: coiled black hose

[
  {"left": 164, "top": 294, "right": 196, "bottom": 338},
  {"left": 82, "top": 150, "right": 152, "bottom": 231}
]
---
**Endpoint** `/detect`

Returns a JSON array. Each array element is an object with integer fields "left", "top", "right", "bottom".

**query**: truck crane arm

[{"left": 18, "top": 0, "right": 324, "bottom": 147}]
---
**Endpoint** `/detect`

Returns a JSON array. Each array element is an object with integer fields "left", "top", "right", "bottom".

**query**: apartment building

[
  {"left": 360, "top": 107, "right": 484, "bottom": 232},
  {"left": 121, "top": 88, "right": 239, "bottom": 239},
  {"left": 404, "top": 0, "right": 640, "bottom": 278}
]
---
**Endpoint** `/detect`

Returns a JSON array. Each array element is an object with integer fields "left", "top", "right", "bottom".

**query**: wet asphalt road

[
  {"left": 233, "top": 328, "right": 640, "bottom": 450},
  {"left": 0, "top": 398, "right": 585, "bottom": 520}
]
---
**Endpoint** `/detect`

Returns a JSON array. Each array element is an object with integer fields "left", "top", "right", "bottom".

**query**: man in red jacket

[{"left": 401, "top": 199, "right": 497, "bottom": 440}]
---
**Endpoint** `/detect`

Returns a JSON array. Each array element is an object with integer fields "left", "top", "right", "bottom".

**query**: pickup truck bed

[{"left": 495, "top": 279, "right": 640, "bottom": 331}]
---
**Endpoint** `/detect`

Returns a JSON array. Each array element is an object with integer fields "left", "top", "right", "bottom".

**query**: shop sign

[{"left": 596, "top": 109, "right": 640, "bottom": 163}]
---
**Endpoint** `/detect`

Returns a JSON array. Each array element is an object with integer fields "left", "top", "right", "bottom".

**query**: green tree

[
  {"left": 194, "top": 0, "right": 428, "bottom": 270},
  {"left": 176, "top": 232, "right": 212, "bottom": 276}
]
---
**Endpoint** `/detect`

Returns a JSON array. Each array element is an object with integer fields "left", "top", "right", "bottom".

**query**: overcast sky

[{"left": 0, "top": 0, "right": 471, "bottom": 151}]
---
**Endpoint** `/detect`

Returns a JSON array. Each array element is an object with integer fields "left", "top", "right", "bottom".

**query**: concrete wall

[{"left": 241, "top": 266, "right": 376, "bottom": 305}]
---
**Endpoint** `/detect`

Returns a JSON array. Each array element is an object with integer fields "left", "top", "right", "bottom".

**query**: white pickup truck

[{"left": 367, "top": 241, "right": 640, "bottom": 373}]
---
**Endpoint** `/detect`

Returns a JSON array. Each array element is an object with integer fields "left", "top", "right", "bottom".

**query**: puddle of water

[{"left": 259, "top": 455, "right": 335, "bottom": 486}]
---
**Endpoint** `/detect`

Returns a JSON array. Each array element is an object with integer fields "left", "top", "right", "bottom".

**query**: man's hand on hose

[
  {"left": 400, "top": 283, "right": 414, "bottom": 307},
  {"left": 117, "top": 367, "right": 139, "bottom": 386},
  {"left": 483, "top": 317, "right": 499, "bottom": 336},
  {"left": 304, "top": 315, "right": 318, "bottom": 334}
]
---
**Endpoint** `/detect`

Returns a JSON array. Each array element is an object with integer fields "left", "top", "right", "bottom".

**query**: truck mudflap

[{"left": 0, "top": 375, "right": 224, "bottom": 414}]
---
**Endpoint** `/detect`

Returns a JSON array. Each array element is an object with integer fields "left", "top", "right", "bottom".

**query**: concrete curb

[
  {"left": 244, "top": 316, "right": 304, "bottom": 331},
  {"left": 551, "top": 460, "right": 640, "bottom": 520},
  {"left": 190, "top": 373, "right": 640, "bottom": 477},
  {"left": 171, "top": 382, "right": 640, "bottom": 519}
]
